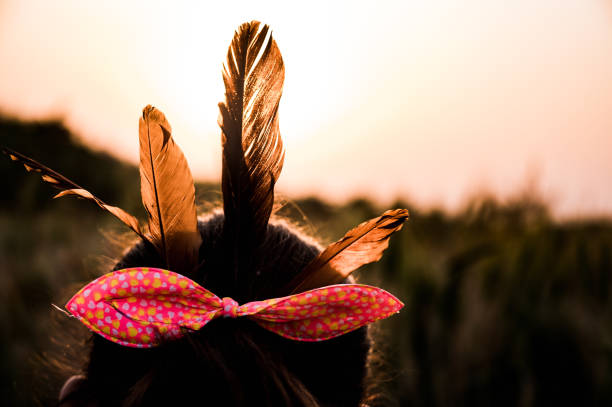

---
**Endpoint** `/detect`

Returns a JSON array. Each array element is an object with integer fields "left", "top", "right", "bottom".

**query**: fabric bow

[{"left": 65, "top": 267, "right": 403, "bottom": 348}]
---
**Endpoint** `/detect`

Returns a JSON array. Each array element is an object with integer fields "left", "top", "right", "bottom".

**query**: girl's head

[{"left": 61, "top": 214, "right": 371, "bottom": 406}]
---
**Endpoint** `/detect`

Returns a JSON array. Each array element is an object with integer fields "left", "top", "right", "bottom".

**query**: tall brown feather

[
  {"left": 218, "top": 21, "right": 285, "bottom": 286},
  {"left": 138, "top": 105, "right": 201, "bottom": 274},
  {"left": 2, "top": 147, "right": 147, "bottom": 241},
  {"left": 286, "top": 209, "right": 409, "bottom": 294}
]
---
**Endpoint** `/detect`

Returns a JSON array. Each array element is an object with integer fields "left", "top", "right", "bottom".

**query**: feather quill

[
  {"left": 1, "top": 147, "right": 147, "bottom": 241},
  {"left": 286, "top": 209, "right": 409, "bottom": 294},
  {"left": 218, "top": 21, "right": 285, "bottom": 285},
  {"left": 138, "top": 105, "right": 201, "bottom": 274}
]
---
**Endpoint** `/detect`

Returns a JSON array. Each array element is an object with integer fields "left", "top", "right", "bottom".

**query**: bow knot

[
  {"left": 220, "top": 297, "right": 239, "bottom": 318},
  {"left": 65, "top": 268, "right": 403, "bottom": 348}
]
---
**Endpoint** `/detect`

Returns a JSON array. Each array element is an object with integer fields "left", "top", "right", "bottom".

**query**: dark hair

[{"left": 59, "top": 212, "right": 371, "bottom": 406}]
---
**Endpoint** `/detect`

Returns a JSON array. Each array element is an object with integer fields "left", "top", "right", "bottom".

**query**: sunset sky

[{"left": 0, "top": 0, "right": 611, "bottom": 218}]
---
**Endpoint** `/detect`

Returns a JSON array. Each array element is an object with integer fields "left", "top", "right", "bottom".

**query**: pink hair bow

[{"left": 65, "top": 267, "right": 403, "bottom": 348}]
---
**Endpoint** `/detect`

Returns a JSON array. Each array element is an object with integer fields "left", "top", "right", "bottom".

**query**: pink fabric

[{"left": 65, "top": 267, "right": 403, "bottom": 348}]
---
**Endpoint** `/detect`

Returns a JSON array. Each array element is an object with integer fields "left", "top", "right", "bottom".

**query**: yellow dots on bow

[
  {"left": 127, "top": 297, "right": 137, "bottom": 303},
  {"left": 143, "top": 279, "right": 150, "bottom": 286},
  {"left": 128, "top": 270, "right": 137, "bottom": 278},
  {"left": 388, "top": 298, "right": 396, "bottom": 305},
  {"left": 299, "top": 310, "right": 308, "bottom": 316},
  {"left": 120, "top": 332, "right": 126, "bottom": 339},
  {"left": 339, "top": 313, "right": 347, "bottom": 319},
  {"left": 330, "top": 322, "right": 338, "bottom": 330},
  {"left": 286, "top": 306, "right": 296, "bottom": 313},
  {"left": 102, "top": 326, "right": 110, "bottom": 334},
  {"left": 337, "top": 291, "right": 346, "bottom": 299},
  {"left": 76, "top": 296, "right": 85, "bottom": 305},
  {"left": 137, "top": 309, "right": 145, "bottom": 316},
  {"left": 168, "top": 275, "right": 177, "bottom": 284},
  {"left": 350, "top": 293, "right": 358, "bottom": 300},
  {"left": 163, "top": 301, "right": 172, "bottom": 308},
  {"left": 191, "top": 323, "right": 201, "bottom": 330},
  {"left": 323, "top": 317, "right": 331, "bottom": 324},
  {"left": 117, "top": 289, "right": 127, "bottom": 296},
  {"left": 110, "top": 279, "right": 118, "bottom": 287},
  {"left": 141, "top": 334, "right": 150, "bottom": 343},
  {"left": 360, "top": 297, "right": 369, "bottom": 303},
  {"left": 320, "top": 289, "right": 329, "bottom": 296},
  {"left": 340, "top": 324, "right": 349, "bottom": 331},
  {"left": 152, "top": 279, "right": 162, "bottom": 288},
  {"left": 86, "top": 311, "right": 94, "bottom": 319},
  {"left": 130, "top": 279, "right": 138, "bottom": 287},
  {"left": 112, "top": 321, "right": 120, "bottom": 329},
  {"left": 148, "top": 307, "right": 156, "bottom": 316},
  {"left": 128, "top": 327, "right": 138, "bottom": 337},
  {"left": 94, "top": 292, "right": 102, "bottom": 301},
  {"left": 178, "top": 280, "right": 188, "bottom": 289},
  {"left": 95, "top": 310, "right": 104, "bottom": 319},
  {"left": 158, "top": 326, "right": 168, "bottom": 334},
  {"left": 298, "top": 297, "right": 308, "bottom": 305}
]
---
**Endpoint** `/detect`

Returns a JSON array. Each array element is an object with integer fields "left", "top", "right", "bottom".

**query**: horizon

[{"left": 0, "top": 110, "right": 587, "bottom": 222}]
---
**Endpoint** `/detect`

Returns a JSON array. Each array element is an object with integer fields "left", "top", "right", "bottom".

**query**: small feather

[
  {"left": 2, "top": 147, "right": 147, "bottom": 241},
  {"left": 286, "top": 209, "right": 409, "bottom": 294},
  {"left": 55, "top": 189, "right": 143, "bottom": 237},
  {"left": 138, "top": 105, "right": 201, "bottom": 275}
]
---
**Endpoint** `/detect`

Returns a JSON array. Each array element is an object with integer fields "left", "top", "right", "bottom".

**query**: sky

[{"left": 0, "top": 0, "right": 611, "bottom": 218}]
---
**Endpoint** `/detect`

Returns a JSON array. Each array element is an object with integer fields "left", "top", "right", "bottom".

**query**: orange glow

[{"left": 0, "top": 0, "right": 611, "bottom": 218}]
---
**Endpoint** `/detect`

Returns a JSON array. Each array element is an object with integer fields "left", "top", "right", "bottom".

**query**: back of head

[{"left": 70, "top": 214, "right": 370, "bottom": 406}]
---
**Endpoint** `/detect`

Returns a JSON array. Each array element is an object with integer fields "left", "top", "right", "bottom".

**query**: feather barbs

[
  {"left": 285, "top": 209, "right": 410, "bottom": 294},
  {"left": 219, "top": 21, "right": 286, "bottom": 292},
  {"left": 138, "top": 105, "right": 201, "bottom": 275},
  {"left": 1, "top": 147, "right": 148, "bottom": 242}
]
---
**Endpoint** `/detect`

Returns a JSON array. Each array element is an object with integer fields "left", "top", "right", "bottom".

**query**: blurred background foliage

[{"left": 2, "top": 115, "right": 612, "bottom": 406}]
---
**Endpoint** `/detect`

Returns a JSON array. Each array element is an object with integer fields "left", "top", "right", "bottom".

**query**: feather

[
  {"left": 2, "top": 147, "right": 147, "bottom": 241},
  {"left": 286, "top": 209, "right": 409, "bottom": 294},
  {"left": 138, "top": 105, "right": 201, "bottom": 274},
  {"left": 218, "top": 21, "right": 285, "bottom": 285}
]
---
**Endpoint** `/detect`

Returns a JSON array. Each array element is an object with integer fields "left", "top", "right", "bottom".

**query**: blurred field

[{"left": 2, "top": 115, "right": 612, "bottom": 406}]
